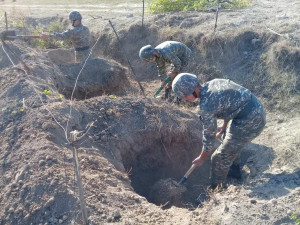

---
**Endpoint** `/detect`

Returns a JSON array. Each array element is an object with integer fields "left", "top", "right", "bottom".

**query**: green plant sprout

[
  {"left": 43, "top": 89, "right": 52, "bottom": 95},
  {"left": 290, "top": 213, "right": 300, "bottom": 225},
  {"left": 109, "top": 95, "right": 117, "bottom": 99}
]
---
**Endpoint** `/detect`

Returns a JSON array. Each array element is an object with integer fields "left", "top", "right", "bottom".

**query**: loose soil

[{"left": 0, "top": 0, "right": 299, "bottom": 225}]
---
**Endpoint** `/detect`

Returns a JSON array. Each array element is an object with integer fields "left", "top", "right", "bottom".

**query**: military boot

[
  {"left": 227, "top": 164, "right": 242, "bottom": 180},
  {"left": 164, "top": 87, "right": 172, "bottom": 102}
]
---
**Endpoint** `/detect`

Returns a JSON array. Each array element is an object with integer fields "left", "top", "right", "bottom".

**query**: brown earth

[{"left": 0, "top": 0, "right": 300, "bottom": 225}]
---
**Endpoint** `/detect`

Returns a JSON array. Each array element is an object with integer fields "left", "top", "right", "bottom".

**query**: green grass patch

[
  {"left": 148, "top": 0, "right": 251, "bottom": 13},
  {"left": 291, "top": 212, "right": 300, "bottom": 225}
]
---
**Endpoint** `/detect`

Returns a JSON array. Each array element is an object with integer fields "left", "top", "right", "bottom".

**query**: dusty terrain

[{"left": 0, "top": 0, "right": 300, "bottom": 225}]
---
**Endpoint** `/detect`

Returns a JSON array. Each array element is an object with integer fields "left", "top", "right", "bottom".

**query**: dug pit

[{"left": 117, "top": 127, "right": 216, "bottom": 208}]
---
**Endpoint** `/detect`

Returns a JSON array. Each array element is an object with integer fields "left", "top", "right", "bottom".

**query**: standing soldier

[
  {"left": 139, "top": 41, "right": 192, "bottom": 100},
  {"left": 172, "top": 73, "right": 266, "bottom": 190},
  {"left": 41, "top": 11, "right": 90, "bottom": 63}
]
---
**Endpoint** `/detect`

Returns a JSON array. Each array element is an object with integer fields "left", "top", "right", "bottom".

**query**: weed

[{"left": 290, "top": 212, "right": 300, "bottom": 225}]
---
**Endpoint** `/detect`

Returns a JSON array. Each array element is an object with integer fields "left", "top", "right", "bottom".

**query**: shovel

[
  {"left": 178, "top": 131, "right": 224, "bottom": 185},
  {"left": 178, "top": 164, "right": 196, "bottom": 185},
  {"left": 0, "top": 30, "right": 44, "bottom": 41}
]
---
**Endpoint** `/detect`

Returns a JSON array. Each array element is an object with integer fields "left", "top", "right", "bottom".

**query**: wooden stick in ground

[
  {"left": 142, "top": 0, "right": 145, "bottom": 27},
  {"left": 108, "top": 20, "right": 146, "bottom": 97},
  {"left": 213, "top": 1, "right": 220, "bottom": 34},
  {"left": 5, "top": 12, "right": 8, "bottom": 30},
  {"left": 70, "top": 131, "right": 89, "bottom": 225}
]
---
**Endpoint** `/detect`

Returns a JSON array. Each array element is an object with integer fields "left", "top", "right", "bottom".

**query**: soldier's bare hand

[
  {"left": 192, "top": 156, "right": 205, "bottom": 167},
  {"left": 40, "top": 34, "right": 50, "bottom": 39},
  {"left": 217, "top": 126, "right": 223, "bottom": 132},
  {"left": 168, "top": 72, "right": 178, "bottom": 80}
]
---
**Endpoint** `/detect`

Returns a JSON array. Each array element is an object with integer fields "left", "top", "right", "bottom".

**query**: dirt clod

[{"left": 149, "top": 178, "right": 187, "bottom": 208}]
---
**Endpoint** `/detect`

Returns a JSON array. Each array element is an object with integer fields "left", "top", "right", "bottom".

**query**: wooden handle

[{"left": 184, "top": 164, "right": 196, "bottom": 178}]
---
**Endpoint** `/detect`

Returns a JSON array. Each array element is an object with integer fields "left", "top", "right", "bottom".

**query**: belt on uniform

[
  {"left": 235, "top": 95, "right": 255, "bottom": 119},
  {"left": 75, "top": 46, "right": 90, "bottom": 51}
]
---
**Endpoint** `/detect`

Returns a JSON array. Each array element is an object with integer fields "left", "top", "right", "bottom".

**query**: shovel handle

[
  {"left": 184, "top": 164, "right": 196, "bottom": 178},
  {"left": 6, "top": 35, "right": 43, "bottom": 39},
  {"left": 178, "top": 131, "right": 225, "bottom": 185},
  {"left": 17, "top": 35, "right": 43, "bottom": 39},
  {"left": 178, "top": 164, "right": 197, "bottom": 185}
]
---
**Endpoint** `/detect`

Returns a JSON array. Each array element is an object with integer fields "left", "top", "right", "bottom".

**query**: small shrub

[
  {"left": 148, "top": 0, "right": 187, "bottom": 13},
  {"left": 10, "top": 16, "right": 72, "bottom": 49},
  {"left": 148, "top": 0, "right": 251, "bottom": 13},
  {"left": 29, "top": 21, "right": 72, "bottom": 49}
]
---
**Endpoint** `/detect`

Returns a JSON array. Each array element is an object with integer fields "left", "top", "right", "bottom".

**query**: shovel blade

[{"left": 0, "top": 30, "right": 16, "bottom": 41}]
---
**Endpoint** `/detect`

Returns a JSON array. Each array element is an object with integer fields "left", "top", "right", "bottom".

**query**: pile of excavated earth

[{"left": 0, "top": 0, "right": 299, "bottom": 224}]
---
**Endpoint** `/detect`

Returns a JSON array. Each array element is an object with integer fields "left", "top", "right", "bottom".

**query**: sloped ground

[
  {"left": 0, "top": 61, "right": 208, "bottom": 224},
  {"left": 0, "top": 0, "right": 300, "bottom": 224}
]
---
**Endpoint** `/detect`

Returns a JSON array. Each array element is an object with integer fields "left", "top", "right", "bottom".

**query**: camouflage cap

[
  {"left": 139, "top": 45, "right": 156, "bottom": 62},
  {"left": 172, "top": 73, "right": 199, "bottom": 99},
  {"left": 69, "top": 11, "right": 82, "bottom": 20}
]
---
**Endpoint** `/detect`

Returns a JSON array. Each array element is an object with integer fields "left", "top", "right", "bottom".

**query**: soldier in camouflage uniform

[
  {"left": 172, "top": 73, "right": 266, "bottom": 188},
  {"left": 139, "top": 41, "right": 192, "bottom": 100},
  {"left": 41, "top": 11, "right": 90, "bottom": 63}
]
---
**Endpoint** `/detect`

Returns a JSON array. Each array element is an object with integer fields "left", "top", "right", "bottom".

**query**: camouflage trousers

[
  {"left": 75, "top": 49, "right": 90, "bottom": 63},
  {"left": 210, "top": 95, "right": 266, "bottom": 186}
]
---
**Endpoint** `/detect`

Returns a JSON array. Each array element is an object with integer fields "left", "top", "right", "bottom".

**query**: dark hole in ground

[{"left": 121, "top": 137, "right": 213, "bottom": 209}]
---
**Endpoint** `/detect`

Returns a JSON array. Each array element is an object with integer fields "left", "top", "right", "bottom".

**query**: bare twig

[
  {"left": 1, "top": 41, "right": 15, "bottom": 65},
  {"left": 89, "top": 15, "right": 102, "bottom": 20},
  {"left": 142, "top": 0, "right": 145, "bottom": 27},
  {"left": 266, "top": 27, "right": 285, "bottom": 37},
  {"left": 65, "top": 33, "right": 102, "bottom": 141},
  {"left": 160, "top": 136, "right": 172, "bottom": 162},
  {"left": 5, "top": 12, "right": 8, "bottom": 30}
]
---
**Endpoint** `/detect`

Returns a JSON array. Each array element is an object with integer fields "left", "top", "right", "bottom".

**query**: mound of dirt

[
  {"left": 55, "top": 58, "right": 130, "bottom": 99},
  {"left": 47, "top": 48, "right": 74, "bottom": 65},
  {"left": 148, "top": 178, "right": 187, "bottom": 208},
  {"left": 0, "top": 0, "right": 300, "bottom": 224},
  {"left": 0, "top": 69, "right": 208, "bottom": 224}
]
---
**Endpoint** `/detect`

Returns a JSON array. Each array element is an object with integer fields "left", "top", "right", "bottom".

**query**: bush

[
  {"left": 11, "top": 17, "right": 72, "bottom": 49},
  {"left": 148, "top": 0, "right": 187, "bottom": 13},
  {"left": 29, "top": 21, "right": 72, "bottom": 49},
  {"left": 148, "top": 0, "right": 251, "bottom": 13}
]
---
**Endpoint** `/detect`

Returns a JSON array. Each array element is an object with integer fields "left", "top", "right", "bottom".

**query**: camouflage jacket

[
  {"left": 199, "top": 79, "right": 253, "bottom": 153},
  {"left": 50, "top": 24, "right": 90, "bottom": 49},
  {"left": 155, "top": 41, "right": 191, "bottom": 79}
]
